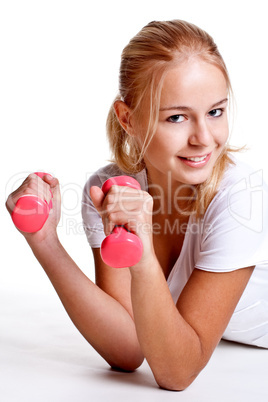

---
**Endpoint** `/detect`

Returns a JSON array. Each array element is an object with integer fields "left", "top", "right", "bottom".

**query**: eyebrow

[{"left": 159, "top": 98, "right": 229, "bottom": 112}]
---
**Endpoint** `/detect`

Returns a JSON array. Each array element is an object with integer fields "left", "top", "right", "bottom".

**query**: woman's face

[{"left": 135, "top": 58, "right": 229, "bottom": 187}]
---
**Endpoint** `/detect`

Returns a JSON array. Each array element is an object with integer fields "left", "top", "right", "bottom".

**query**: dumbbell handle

[
  {"left": 100, "top": 175, "right": 143, "bottom": 268},
  {"left": 11, "top": 172, "right": 52, "bottom": 233}
]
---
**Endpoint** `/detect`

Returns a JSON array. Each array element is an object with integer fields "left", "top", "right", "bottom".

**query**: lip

[{"left": 178, "top": 152, "right": 212, "bottom": 168}]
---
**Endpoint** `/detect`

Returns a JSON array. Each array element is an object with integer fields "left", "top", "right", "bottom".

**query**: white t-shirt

[{"left": 82, "top": 158, "right": 268, "bottom": 348}]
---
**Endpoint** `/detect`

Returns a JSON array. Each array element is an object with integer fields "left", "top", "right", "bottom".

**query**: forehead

[{"left": 160, "top": 59, "right": 228, "bottom": 109}]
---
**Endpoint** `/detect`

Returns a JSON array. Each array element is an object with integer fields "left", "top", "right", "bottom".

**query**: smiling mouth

[
  {"left": 178, "top": 152, "right": 212, "bottom": 167},
  {"left": 181, "top": 154, "right": 208, "bottom": 162}
]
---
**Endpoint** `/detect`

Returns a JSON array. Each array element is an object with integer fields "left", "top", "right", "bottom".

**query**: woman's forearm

[
  {"left": 26, "top": 235, "right": 144, "bottom": 371},
  {"left": 130, "top": 258, "right": 205, "bottom": 390}
]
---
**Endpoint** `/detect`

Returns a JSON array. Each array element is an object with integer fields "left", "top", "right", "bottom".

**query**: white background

[{"left": 1, "top": 0, "right": 268, "bottom": 295}]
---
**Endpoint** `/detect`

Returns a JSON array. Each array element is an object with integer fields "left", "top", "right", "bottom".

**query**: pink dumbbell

[
  {"left": 11, "top": 172, "right": 53, "bottom": 233},
  {"left": 100, "top": 176, "right": 143, "bottom": 268}
]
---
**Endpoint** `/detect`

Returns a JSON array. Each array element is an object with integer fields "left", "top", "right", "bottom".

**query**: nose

[{"left": 188, "top": 119, "right": 212, "bottom": 147}]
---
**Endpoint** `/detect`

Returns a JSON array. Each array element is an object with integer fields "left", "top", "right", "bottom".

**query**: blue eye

[
  {"left": 208, "top": 108, "right": 223, "bottom": 117},
  {"left": 167, "top": 115, "right": 185, "bottom": 123}
]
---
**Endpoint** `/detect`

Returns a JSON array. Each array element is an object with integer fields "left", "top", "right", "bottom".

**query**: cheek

[
  {"left": 146, "top": 134, "right": 178, "bottom": 158},
  {"left": 151, "top": 125, "right": 186, "bottom": 150}
]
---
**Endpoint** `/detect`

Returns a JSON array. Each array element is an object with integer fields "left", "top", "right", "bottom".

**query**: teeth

[{"left": 186, "top": 155, "right": 207, "bottom": 162}]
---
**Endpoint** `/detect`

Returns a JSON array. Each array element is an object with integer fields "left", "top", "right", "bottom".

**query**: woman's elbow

[
  {"left": 107, "top": 353, "right": 145, "bottom": 373},
  {"left": 154, "top": 369, "right": 200, "bottom": 391},
  {"left": 156, "top": 376, "right": 196, "bottom": 391}
]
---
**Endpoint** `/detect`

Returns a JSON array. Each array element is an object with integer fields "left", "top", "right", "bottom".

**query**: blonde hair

[{"left": 107, "top": 19, "right": 236, "bottom": 217}]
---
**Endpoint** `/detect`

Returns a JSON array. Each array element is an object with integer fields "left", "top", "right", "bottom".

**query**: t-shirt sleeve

[
  {"left": 195, "top": 168, "right": 268, "bottom": 272},
  {"left": 81, "top": 170, "right": 106, "bottom": 248}
]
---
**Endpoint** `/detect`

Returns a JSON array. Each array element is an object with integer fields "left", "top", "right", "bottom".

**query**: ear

[{"left": 114, "top": 100, "right": 135, "bottom": 136}]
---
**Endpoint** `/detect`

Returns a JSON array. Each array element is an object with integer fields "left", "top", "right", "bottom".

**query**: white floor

[{"left": 1, "top": 288, "right": 268, "bottom": 402}]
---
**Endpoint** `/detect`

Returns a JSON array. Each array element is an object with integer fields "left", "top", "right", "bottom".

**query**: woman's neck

[{"left": 146, "top": 168, "right": 195, "bottom": 217}]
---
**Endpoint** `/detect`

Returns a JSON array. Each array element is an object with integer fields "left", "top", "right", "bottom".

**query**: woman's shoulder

[
  {"left": 220, "top": 156, "right": 265, "bottom": 189},
  {"left": 204, "top": 155, "right": 268, "bottom": 233},
  {"left": 196, "top": 156, "right": 268, "bottom": 271},
  {"left": 212, "top": 155, "right": 267, "bottom": 205}
]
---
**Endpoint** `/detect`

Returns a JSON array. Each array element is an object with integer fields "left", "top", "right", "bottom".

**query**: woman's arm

[
  {"left": 130, "top": 260, "right": 254, "bottom": 390},
  {"left": 29, "top": 237, "right": 144, "bottom": 371},
  {"left": 91, "top": 183, "right": 255, "bottom": 390},
  {"left": 6, "top": 174, "right": 144, "bottom": 371}
]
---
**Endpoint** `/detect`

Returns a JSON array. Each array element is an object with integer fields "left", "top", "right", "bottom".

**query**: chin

[{"left": 181, "top": 168, "right": 214, "bottom": 186}]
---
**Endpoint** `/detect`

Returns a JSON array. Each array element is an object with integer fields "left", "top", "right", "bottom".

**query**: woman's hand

[
  {"left": 6, "top": 173, "right": 61, "bottom": 243},
  {"left": 90, "top": 184, "right": 155, "bottom": 266}
]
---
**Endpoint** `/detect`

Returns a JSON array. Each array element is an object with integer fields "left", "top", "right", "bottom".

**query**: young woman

[{"left": 6, "top": 20, "right": 268, "bottom": 391}]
